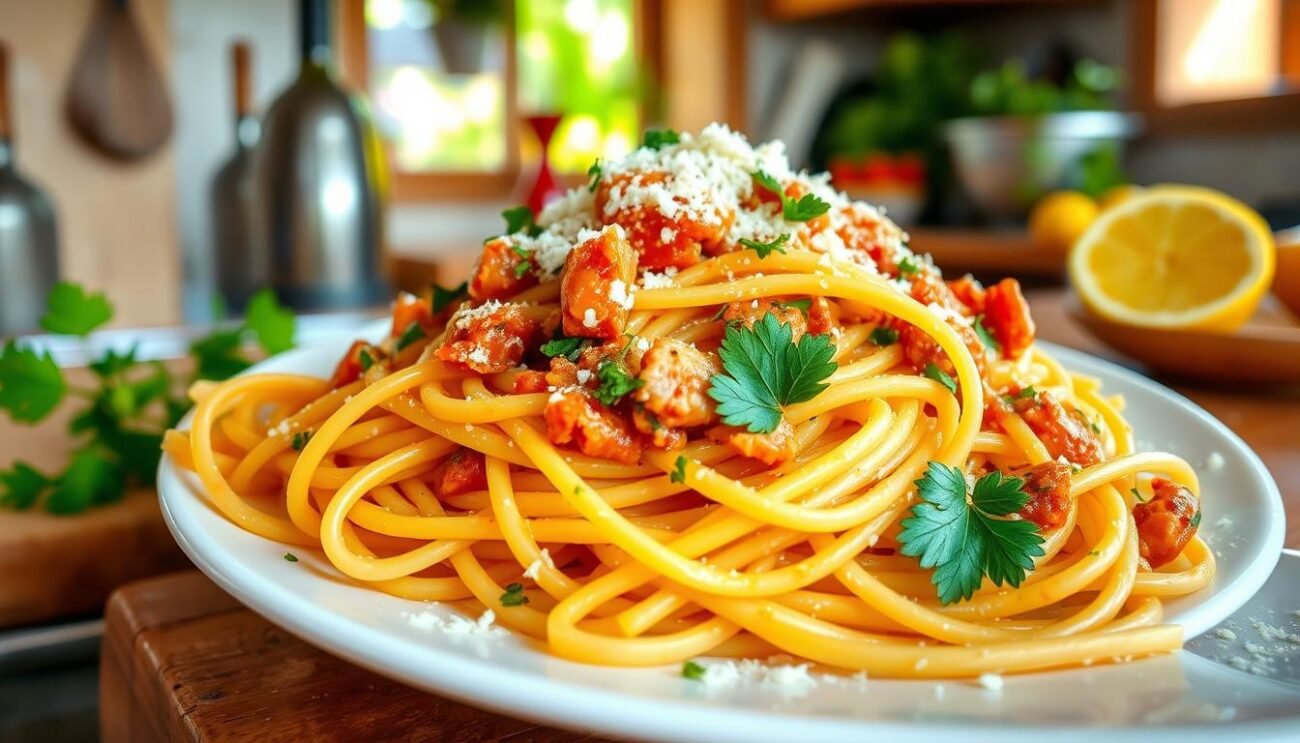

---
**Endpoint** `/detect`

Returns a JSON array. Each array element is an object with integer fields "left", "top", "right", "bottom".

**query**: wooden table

[{"left": 96, "top": 289, "right": 1299, "bottom": 741}]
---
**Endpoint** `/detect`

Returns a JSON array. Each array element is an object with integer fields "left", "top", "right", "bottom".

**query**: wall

[{"left": 0, "top": 0, "right": 181, "bottom": 328}]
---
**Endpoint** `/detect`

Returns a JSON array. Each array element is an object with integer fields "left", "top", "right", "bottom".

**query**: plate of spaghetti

[{"left": 160, "top": 125, "right": 1285, "bottom": 740}]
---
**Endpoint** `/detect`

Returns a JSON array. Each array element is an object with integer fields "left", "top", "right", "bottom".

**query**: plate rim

[{"left": 157, "top": 339, "right": 1288, "bottom": 742}]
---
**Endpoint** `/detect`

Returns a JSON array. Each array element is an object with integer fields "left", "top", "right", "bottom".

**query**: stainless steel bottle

[
  {"left": 250, "top": 0, "right": 388, "bottom": 311},
  {"left": 0, "top": 42, "right": 59, "bottom": 336},
  {"left": 210, "top": 42, "right": 264, "bottom": 313}
]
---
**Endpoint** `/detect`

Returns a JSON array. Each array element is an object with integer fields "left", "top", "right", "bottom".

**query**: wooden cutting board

[
  {"left": 0, "top": 366, "right": 186, "bottom": 629},
  {"left": 101, "top": 571, "right": 609, "bottom": 742}
]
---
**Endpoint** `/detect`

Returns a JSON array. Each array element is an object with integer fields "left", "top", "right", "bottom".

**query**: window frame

[
  {"left": 337, "top": 0, "right": 665, "bottom": 201},
  {"left": 1130, "top": 0, "right": 1300, "bottom": 135}
]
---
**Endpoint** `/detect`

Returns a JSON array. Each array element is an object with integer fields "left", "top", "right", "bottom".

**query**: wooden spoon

[{"left": 64, "top": 0, "right": 173, "bottom": 160}]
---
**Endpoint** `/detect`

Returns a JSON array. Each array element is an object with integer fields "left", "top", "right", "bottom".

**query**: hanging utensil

[{"left": 64, "top": 0, "right": 173, "bottom": 160}]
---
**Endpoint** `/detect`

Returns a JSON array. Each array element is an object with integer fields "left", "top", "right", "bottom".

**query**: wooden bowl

[{"left": 1067, "top": 295, "right": 1300, "bottom": 385}]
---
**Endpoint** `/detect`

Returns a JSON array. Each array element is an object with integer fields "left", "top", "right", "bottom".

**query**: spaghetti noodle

[{"left": 167, "top": 125, "right": 1212, "bottom": 678}]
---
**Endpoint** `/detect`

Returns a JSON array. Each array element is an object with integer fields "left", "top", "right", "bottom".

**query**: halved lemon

[{"left": 1068, "top": 185, "right": 1275, "bottom": 331}]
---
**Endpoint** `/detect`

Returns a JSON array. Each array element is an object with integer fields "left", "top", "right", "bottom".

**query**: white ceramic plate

[{"left": 158, "top": 333, "right": 1290, "bottom": 742}]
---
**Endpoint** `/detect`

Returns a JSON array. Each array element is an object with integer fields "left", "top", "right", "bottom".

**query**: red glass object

[{"left": 521, "top": 113, "right": 565, "bottom": 215}]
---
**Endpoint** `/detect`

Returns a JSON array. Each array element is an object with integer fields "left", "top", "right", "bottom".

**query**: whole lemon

[{"left": 1029, "top": 191, "right": 1099, "bottom": 256}]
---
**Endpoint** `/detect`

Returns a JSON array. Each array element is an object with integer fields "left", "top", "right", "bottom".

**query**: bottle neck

[
  {"left": 300, "top": 0, "right": 332, "bottom": 71},
  {"left": 0, "top": 139, "right": 12, "bottom": 171}
]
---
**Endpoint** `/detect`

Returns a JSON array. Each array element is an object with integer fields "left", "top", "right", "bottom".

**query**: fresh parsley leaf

[
  {"left": 359, "top": 348, "right": 375, "bottom": 371},
  {"left": 395, "top": 322, "right": 426, "bottom": 353},
  {"left": 540, "top": 334, "right": 585, "bottom": 362},
  {"left": 284, "top": 552, "right": 299, "bottom": 562},
  {"left": 513, "top": 259, "right": 533, "bottom": 279},
  {"left": 869, "top": 327, "right": 898, "bottom": 346},
  {"left": 244, "top": 288, "right": 295, "bottom": 354},
  {"left": 750, "top": 170, "right": 830, "bottom": 223},
  {"left": 88, "top": 346, "right": 138, "bottom": 379},
  {"left": 0, "top": 462, "right": 49, "bottom": 510},
  {"left": 45, "top": 449, "right": 124, "bottom": 515},
  {"left": 973, "top": 315, "right": 1000, "bottom": 354},
  {"left": 291, "top": 431, "right": 313, "bottom": 451},
  {"left": 1015, "top": 386, "right": 1036, "bottom": 400},
  {"left": 898, "top": 256, "right": 920, "bottom": 277},
  {"left": 501, "top": 582, "right": 530, "bottom": 607},
  {"left": 773, "top": 298, "right": 812, "bottom": 314},
  {"left": 682, "top": 660, "right": 706, "bottom": 680},
  {"left": 1130, "top": 487, "right": 1147, "bottom": 503},
  {"left": 432, "top": 281, "right": 468, "bottom": 313},
  {"left": 924, "top": 363, "right": 957, "bottom": 394},
  {"left": 587, "top": 158, "right": 602, "bottom": 192},
  {"left": 1090, "top": 420, "right": 1101, "bottom": 434},
  {"left": 782, "top": 192, "right": 831, "bottom": 222},
  {"left": 642, "top": 129, "right": 680, "bottom": 149},
  {"left": 1191, "top": 511, "right": 1202, "bottom": 528},
  {"left": 752, "top": 169, "right": 784, "bottom": 198},
  {"left": 592, "top": 361, "right": 643, "bottom": 406},
  {"left": 190, "top": 328, "right": 251, "bottom": 381},
  {"left": 502, "top": 205, "right": 540, "bottom": 236},
  {"left": 708, "top": 313, "right": 837, "bottom": 434},
  {"left": 0, "top": 341, "right": 66, "bottom": 423},
  {"left": 670, "top": 455, "right": 688, "bottom": 484},
  {"left": 738, "top": 233, "right": 790, "bottom": 259},
  {"left": 898, "top": 463, "right": 1045, "bottom": 605},
  {"left": 40, "top": 281, "right": 113, "bottom": 336}
]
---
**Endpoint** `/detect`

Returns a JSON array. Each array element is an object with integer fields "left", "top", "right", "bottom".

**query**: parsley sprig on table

[
  {"left": 898, "top": 463, "right": 1046, "bottom": 605},
  {"left": 0, "top": 282, "right": 295, "bottom": 514},
  {"left": 752, "top": 170, "right": 831, "bottom": 223},
  {"left": 708, "top": 313, "right": 837, "bottom": 434}
]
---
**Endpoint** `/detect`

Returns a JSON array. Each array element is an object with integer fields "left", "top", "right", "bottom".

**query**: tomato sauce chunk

[
  {"left": 1012, "top": 389, "right": 1104, "bottom": 466},
  {"left": 328, "top": 340, "right": 381, "bottom": 388},
  {"left": 469, "top": 237, "right": 539, "bottom": 302},
  {"left": 561, "top": 226, "right": 639, "bottom": 340},
  {"left": 1134, "top": 478, "right": 1200, "bottom": 569},
  {"left": 983, "top": 278, "right": 1036, "bottom": 360},
  {"left": 435, "top": 302, "right": 541, "bottom": 374},
  {"left": 544, "top": 389, "right": 643, "bottom": 464},
  {"left": 1009, "top": 460, "right": 1073, "bottom": 530},
  {"left": 708, "top": 418, "right": 797, "bottom": 467},
  {"left": 595, "top": 171, "right": 729, "bottom": 270},
  {"left": 430, "top": 449, "right": 487, "bottom": 498},
  {"left": 723, "top": 298, "right": 808, "bottom": 340},
  {"left": 633, "top": 339, "right": 719, "bottom": 429}
]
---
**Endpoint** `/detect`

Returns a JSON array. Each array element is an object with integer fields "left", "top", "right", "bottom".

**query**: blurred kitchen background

[{"left": 0, "top": 0, "right": 1298, "bottom": 332}]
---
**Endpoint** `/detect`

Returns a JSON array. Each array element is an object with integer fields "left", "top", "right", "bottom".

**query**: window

[
  {"left": 1132, "top": 0, "right": 1300, "bottom": 132},
  {"left": 340, "top": 0, "right": 648, "bottom": 200}
]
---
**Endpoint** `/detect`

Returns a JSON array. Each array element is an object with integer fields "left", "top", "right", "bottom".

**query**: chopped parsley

[
  {"left": 897, "top": 256, "right": 920, "bottom": 277},
  {"left": 898, "top": 463, "right": 1046, "bottom": 605},
  {"left": 738, "top": 233, "right": 790, "bottom": 259},
  {"left": 972, "top": 315, "right": 1000, "bottom": 354},
  {"left": 642, "top": 128, "right": 680, "bottom": 150},
  {"left": 869, "top": 327, "right": 899, "bottom": 346},
  {"left": 501, "top": 206, "right": 542, "bottom": 237},
  {"left": 359, "top": 348, "right": 375, "bottom": 371},
  {"left": 708, "top": 312, "right": 837, "bottom": 434},
  {"left": 587, "top": 159, "right": 602, "bottom": 192},
  {"left": 772, "top": 298, "right": 812, "bottom": 315},
  {"left": 923, "top": 363, "right": 957, "bottom": 394},
  {"left": 509, "top": 242, "right": 534, "bottom": 279},
  {"left": 500, "top": 582, "right": 530, "bottom": 607},
  {"left": 592, "top": 360, "right": 643, "bottom": 406},
  {"left": 1002, "top": 386, "right": 1036, "bottom": 406},
  {"left": 432, "top": 281, "right": 468, "bottom": 313},
  {"left": 1191, "top": 511, "right": 1202, "bottom": 528},
  {"left": 752, "top": 169, "right": 831, "bottom": 223},
  {"left": 670, "top": 455, "right": 688, "bottom": 484},
  {"left": 1130, "top": 487, "right": 1147, "bottom": 503},
  {"left": 283, "top": 552, "right": 299, "bottom": 563},
  {"left": 540, "top": 332, "right": 585, "bottom": 362},
  {"left": 682, "top": 660, "right": 706, "bottom": 680},
  {"left": 291, "top": 431, "right": 312, "bottom": 451},
  {"left": 395, "top": 322, "right": 426, "bottom": 352}
]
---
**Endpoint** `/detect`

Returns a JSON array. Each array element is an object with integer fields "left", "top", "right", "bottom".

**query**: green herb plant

[{"left": 0, "top": 282, "right": 295, "bottom": 514}]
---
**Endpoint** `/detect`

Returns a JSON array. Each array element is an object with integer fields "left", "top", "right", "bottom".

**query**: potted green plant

[{"left": 944, "top": 58, "right": 1138, "bottom": 220}]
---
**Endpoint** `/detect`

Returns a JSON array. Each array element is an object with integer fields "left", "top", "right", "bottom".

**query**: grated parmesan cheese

[
  {"left": 582, "top": 308, "right": 598, "bottom": 328},
  {"left": 609, "top": 279, "right": 635, "bottom": 310},
  {"left": 978, "top": 672, "right": 1004, "bottom": 691},
  {"left": 404, "top": 608, "right": 504, "bottom": 637}
]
